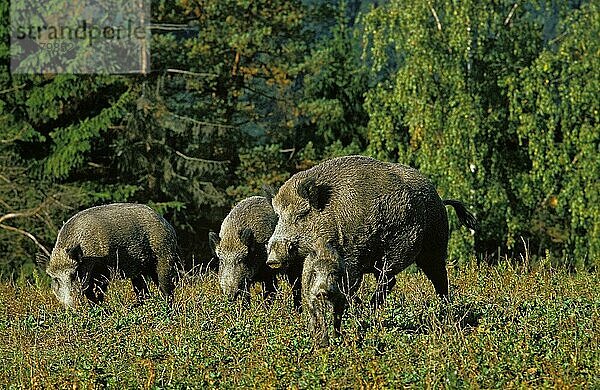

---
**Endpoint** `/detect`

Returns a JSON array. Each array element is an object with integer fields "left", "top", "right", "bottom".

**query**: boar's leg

[
  {"left": 332, "top": 295, "right": 345, "bottom": 338},
  {"left": 82, "top": 264, "right": 110, "bottom": 305},
  {"left": 417, "top": 259, "right": 449, "bottom": 299},
  {"left": 261, "top": 276, "right": 278, "bottom": 303},
  {"left": 286, "top": 264, "right": 303, "bottom": 311},
  {"left": 131, "top": 274, "right": 151, "bottom": 304},
  {"left": 304, "top": 277, "right": 346, "bottom": 347},
  {"left": 303, "top": 268, "right": 331, "bottom": 346},
  {"left": 370, "top": 271, "right": 397, "bottom": 308},
  {"left": 83, "top": 278, "right": 108, "bottom": 305},
  {"left": 291, "top": 282, "right": 302, "bottom": 311}
]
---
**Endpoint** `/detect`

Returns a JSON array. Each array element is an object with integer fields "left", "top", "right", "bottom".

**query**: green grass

[{"left": 0, "top": 260, "right": 598, "bottom": 388}]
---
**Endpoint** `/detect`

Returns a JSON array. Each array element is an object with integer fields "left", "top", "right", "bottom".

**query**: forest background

[{"left": 1, "top": 0, "right": 598, "bottom": 278}]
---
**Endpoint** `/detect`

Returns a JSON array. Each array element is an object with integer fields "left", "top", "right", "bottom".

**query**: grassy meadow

[{"left": 0, "top": 260, "right": 598, "bottom": 389}]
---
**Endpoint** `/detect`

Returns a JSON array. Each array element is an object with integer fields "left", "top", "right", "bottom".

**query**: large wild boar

[
  {"left": 44, "top": 203, "right": 179, "bottom": 308},
  {"left": 209, "top": 196, "right": 302, "bottom": 306},
  {"left": 267, "top": 155, "right": 476, "bottom": 339}
]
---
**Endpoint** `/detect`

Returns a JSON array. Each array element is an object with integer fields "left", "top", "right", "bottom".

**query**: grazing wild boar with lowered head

[
  {"left": 302, "top": 238, "right": 345, "bottom": 346},
  {"left": 267, "top": 155, "right": 476, "bottom": 337},
  {"left": 209, "top": 196, "right": 302, "bottom": 306},
  {"left": 44, "top": 203, "right": 179, "bottom": 308}
]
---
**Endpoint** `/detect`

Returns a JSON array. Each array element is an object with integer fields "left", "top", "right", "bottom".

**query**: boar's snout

[
  {"left": 49, "top": 268, "right": 80, "bottom": 309},
  {"left": 266, "top": 251, "right": 282, "bottom": 269},
  {"left": 219, "top": 273, "right": 250, "bottom": 302},
  {"left": 266, "top": 238, "right": 297, "bottom": 269},
  {"left": 222, "top": 284, "right": 243, "bottom": 301},
  {"left": 222, "top": 286, "right": 241, "bottom": 301}
]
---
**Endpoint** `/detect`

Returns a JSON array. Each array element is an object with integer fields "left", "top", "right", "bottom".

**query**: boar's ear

[
  {"left": 239, "top": 228, "right": 254, "bottom": 247},
  {"left": 262, "top": 184, "right": 277, "bottom": 204},
  {"left": 208, "top": 232, "right": 220, "bottom": 253},
  {"left": 67, "top": 244, "right": 83, "bottom": 262},
  {"left": 297, "top": 177, "right": 332, "bottom": 211}
]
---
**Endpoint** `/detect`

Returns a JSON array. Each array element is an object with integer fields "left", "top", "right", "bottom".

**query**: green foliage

[
  {"left": 298, "top": 7, "right": 369, "bottom": 148},
  {"left": 0, "top": 262, "right": 597, "bottom": 387},
  {"left": 227, "top": 144, "right": 291, "bottom": 202},
  {"left": 44, "top": 84, "right": 130, "bottom": 179},
  {"left": 362, "top": 0, "right": 599, "bottom": 266},
  {"left": 508, "top": 2, "right": 600, "bottom": 267}
]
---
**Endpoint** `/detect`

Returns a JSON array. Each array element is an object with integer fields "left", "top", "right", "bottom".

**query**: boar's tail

[{"left": 443, "top": 200, "right": 477, "bottom": 230}]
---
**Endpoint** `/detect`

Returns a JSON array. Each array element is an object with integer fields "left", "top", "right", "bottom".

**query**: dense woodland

[{"left": 0, "top": 0, "right": 598, "bottom": 277}]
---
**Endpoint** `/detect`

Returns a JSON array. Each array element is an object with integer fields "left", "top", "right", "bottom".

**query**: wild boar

[
  {"left": 302, "top": 238, "right": 345, "bottom": 346},
  {"left": 267, "top": 155, "right": 476, "bottom": 331},
  {"left": 44, "top": 203, "right": 179, "bottom": 308},
  {"left": 209, "top": 196, "right": 302, "bottom": 306}
]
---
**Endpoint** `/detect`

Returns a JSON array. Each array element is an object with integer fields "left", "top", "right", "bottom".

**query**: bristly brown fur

[
  {"left": 268, "top": 155, "right": 476, "bottom": 342},
  {"left": 213, "top": 196, "right": 302, "bottom": 306},
  {"left": 46, "top": 203, "right": 180, "bottom": 307}
]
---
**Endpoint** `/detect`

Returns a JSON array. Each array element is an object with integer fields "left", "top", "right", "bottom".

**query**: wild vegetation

[{"left": 1, "top": 260, "right": 598, "bottom": 388}]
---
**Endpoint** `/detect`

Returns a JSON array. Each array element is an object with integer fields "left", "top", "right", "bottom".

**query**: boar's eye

[
  {"left": 236, "top": 251, "right": 250, "bottom": 264},
  {"left": 294, "top": 208, "right": 310, "bottom": 222}
]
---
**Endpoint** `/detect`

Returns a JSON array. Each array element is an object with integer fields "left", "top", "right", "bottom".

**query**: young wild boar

[
  {"left": 267, "top": 155, "right": 476, "bottom": 334},
  {"left": 45, "top": 203, "right": 179, "bottom": 308},
  {"left": 302, "top": 238, "right": 345, "bottom": 346},
  {"left": 209, "top": 196, "right": 302, "bottom": 306}
]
